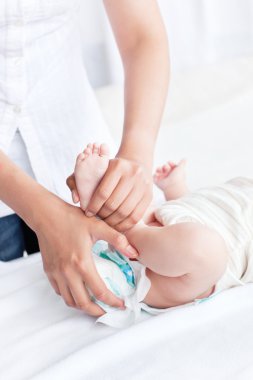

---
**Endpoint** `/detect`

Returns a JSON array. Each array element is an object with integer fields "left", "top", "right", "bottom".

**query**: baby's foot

[
  {"left": 74, "top": 143, "right": 110, "bottom": 210},
  {"left": 153, "top": 159, "right": 187, "bottom": 200}
]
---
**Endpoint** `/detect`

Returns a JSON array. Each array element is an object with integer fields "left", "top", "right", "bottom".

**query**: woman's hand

[
  {"left": 85, "top": 157, "right": 153, "bottom": 231},
  {"left": 67, "top": 157, "right": 153, "bottom": 232},
  {"left": 0, "top": 151, "right": 139, "bottom": 315},
  {"left": 36, "top": 199, "right": 138, "bottom": 316}
]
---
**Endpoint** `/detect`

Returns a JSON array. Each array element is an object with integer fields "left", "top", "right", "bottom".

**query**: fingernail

[
  {"left": 85, "top": 211, "right": 93, "bottom": 217},
  {"left": 126, "top": 245, "right": 138, "bottom": 258},
  {"left": 72, "top": 190, "right": 79, "bottom": 203}
]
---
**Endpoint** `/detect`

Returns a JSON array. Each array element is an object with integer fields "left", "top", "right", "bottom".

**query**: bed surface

[
  {"left": 1, "top": 255, "right": 253, "bottom": 379},
  {"left": 1, "top": 57, "right": 253, "bottom": 379}
]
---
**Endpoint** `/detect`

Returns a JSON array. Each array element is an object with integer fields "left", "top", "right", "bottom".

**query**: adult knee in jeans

[{"left": 0, "top": 214, "right": 25, "bottom": 261}]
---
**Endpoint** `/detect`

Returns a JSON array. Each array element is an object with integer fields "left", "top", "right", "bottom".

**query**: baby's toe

[
  {"left": 76, "top": 152, "right": 85, "bottom": 164},
  {"left": 83, "top": 147, "right": 92, "bottom": 158},
  {"left": 155, "top": 166, "right": 163, "bottom": 174},
  {"left": 92, "top": 143, "right": 100, "bottom": 155},
  {"left": 168, "top": 161, "right": 177, "bottom": 168},
  {"left": 162, "top": 164, "right": 171, "bottom": 174},
  {"left": 99, "top": 143, "right": 110, "bottom": 157}
]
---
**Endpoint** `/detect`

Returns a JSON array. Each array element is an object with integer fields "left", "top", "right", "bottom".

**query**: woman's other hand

[{"left": 36, "top": 199, "right": 138, "bottom": 316}]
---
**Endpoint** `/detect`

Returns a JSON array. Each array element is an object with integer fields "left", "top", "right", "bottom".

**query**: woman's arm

[
  {"left": 0, "top": 150, "right": 138, "bottom": 315},
  {"left": 105, "top": 0, "right": 170, "bottom": 161},
  {"left": 84, "top": 0, "right": 170, "bottom": 231}
]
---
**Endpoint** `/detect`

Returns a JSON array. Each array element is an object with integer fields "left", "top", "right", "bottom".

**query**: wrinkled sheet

[{"left": 1, "top": 254, "right": 253, "bottom": 380}]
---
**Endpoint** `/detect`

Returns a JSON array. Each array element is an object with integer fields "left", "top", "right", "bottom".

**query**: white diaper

[
  {"left": 90, "top": 241, "right": 207, "bottom": 328},
  {"left": 90, "top": 241, "right": 151, "bottom": 328}
]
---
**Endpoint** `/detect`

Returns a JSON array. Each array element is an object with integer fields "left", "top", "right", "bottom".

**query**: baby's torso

[{"left": 155, "top": 177, "right": 253, "bottom": 291}]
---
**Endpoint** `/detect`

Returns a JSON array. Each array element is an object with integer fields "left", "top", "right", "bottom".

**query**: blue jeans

[{"left": 0, "top": 214, "right": 39, "bottom": 262}]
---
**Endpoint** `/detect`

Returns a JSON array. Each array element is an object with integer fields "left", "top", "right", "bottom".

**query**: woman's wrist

[
  {"left": 116, "top": 135, "right": 154, "bottom": 170},
  {"left": 28, "top": 186, "right": 71, "bottom": 235}
]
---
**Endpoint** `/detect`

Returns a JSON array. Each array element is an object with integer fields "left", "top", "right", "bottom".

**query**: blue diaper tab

[{"left": 92, "top": 241, "right": 136, "bottom": 288}]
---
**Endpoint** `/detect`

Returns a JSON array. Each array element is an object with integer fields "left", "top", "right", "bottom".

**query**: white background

[{"left": 78, "top": 0, "right": 253, "bottom": 87}]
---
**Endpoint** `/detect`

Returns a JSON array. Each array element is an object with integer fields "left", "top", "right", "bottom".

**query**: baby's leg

[
  {"left": 143, "top": 269, "right": 215, "bottom": 308},
  {"left": 74, "top": 143, "right": 110, "bottom": 210},
  {"left": 154, "top": 160, "right": 189, "bottom": 200},
  {"left": 126, "top": 223, "right": 228, "bottom": 308}
]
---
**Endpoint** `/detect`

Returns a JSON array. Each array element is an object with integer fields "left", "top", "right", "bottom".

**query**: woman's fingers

[
  {"left": 66, "top": 273, "right": 106, "bottom": 316},
  {"left": 56, "top": 276, "right": 76, "bottom": 308},
  {"left": 69, "top": 157, "right": 152, "bottom": 232},
  {"left": 104, "top": 181, "right": 146, "bottom": 227},
  {"left": 55, "top": 268, "right": 109, "bottom": 316},
  {"left": 85, "top": 164, "right": 122, "bottom": 217},
  {"left": 115, "top": 192, "right": 152, "bottom": 232},
  {"left": 98, "top": 178, "right": 134, "bottom": 219},
  {"left": 86, "top": 158, "right": 152, "bottom": 229},
  {"left": 53, "top": 238, "right": 127, "bottom": 314},
  {"left": 50, "top": 265, "right": 123, "bottom": 317},
  {"left": 76, "top": 259, "right": 125, "bottom": 310},
  {"left": 47, "top": 273, "right": 60, "bottom": 295}
]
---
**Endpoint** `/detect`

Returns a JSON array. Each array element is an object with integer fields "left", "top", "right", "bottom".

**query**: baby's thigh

[{"left": 143, "top": 267, "right": 215, "bottom": 309}]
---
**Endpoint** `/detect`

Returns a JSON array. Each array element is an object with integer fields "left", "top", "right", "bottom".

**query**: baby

[{"left": 74, "top": 143, "right": 253, "bottom": 327}]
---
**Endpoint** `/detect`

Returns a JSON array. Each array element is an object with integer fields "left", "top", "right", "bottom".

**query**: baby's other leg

[{"left": 74, "top": 143, "right": 110, "bottom": 210}]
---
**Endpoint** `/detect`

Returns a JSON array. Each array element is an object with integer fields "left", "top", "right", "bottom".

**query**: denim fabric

[{"left": 0, "top": 214, "right": 25, "bottom": 261}]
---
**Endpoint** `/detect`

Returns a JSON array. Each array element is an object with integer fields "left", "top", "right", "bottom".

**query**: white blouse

[{"left": 0, "top": 0, "right": 114, "bottom": 217}]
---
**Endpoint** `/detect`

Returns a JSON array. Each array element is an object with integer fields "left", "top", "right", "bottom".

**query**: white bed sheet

[
  {"left": 1, "top": 57, "right": 253, "bottom": 379},
  {"left": 1, "top": 254, "right": 253, "bottom": 380}
]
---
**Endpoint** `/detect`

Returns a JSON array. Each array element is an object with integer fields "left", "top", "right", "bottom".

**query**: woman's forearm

[
  {"left": 118, "top": 35, "right": 170, "bottom": 166},
  {"left": 0, "top": 150, "right": 59, "bottom": 231},
  {"left": 104, "top": 0, "right": 170, "bottom": 166}
]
